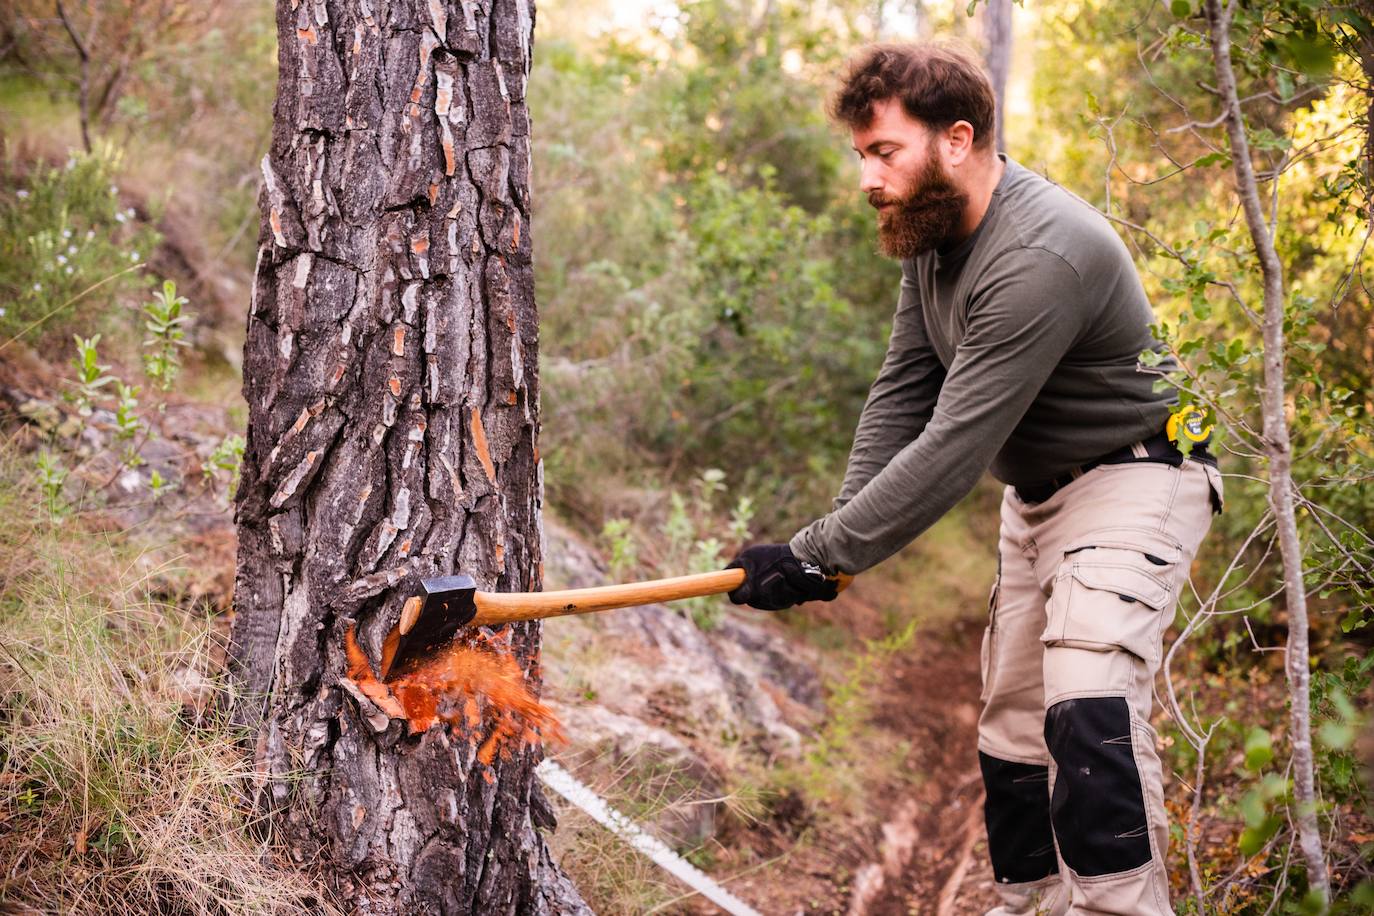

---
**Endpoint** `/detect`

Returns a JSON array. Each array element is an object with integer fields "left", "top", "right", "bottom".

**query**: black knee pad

[
  {"left": 979, "top": 752, "right": 1059, "bottom": 884},
  {"left": 1044, "top": 696, "right": 1152, "bottom": 876}
]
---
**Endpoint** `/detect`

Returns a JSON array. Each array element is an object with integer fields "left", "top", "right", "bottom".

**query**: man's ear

[{"left": 944, "top": 120, "right": 977, "bottom": 166}]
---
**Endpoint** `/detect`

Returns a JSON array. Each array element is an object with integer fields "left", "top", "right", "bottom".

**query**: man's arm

[
  {"left": 791, "top": 248, "right": 1087, "bottom": 575},
  {"left": 832, "top": 262, "right": 946, "bottom": 512}
]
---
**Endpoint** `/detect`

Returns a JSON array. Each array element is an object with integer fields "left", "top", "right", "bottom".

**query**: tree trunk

[
  {"left": 1203, "top": 0, "right": 1329, "bottom": 904},
  {"left": 229, "top": 1, "right": 588, "bottom": 912},
  {"left": 981, "top": 0, "right": 1012, "bottom": 152}
]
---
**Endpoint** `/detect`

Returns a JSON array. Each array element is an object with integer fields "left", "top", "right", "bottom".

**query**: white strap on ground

[{"left": 535, "top": 758, "right": 762, "bottom": 916}]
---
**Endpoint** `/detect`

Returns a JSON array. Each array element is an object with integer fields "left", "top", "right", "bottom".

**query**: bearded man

[{"left": 725, "top": 42, "right": 1223, "bottom": 915}]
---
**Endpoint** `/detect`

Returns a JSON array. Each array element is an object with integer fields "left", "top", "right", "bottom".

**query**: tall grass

[{"left": 0, "top": 446, "right": 333, "bottom": 914}]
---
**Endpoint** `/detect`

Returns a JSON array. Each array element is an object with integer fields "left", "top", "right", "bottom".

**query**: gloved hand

[{"left": 725, "top": 543, "right": 839, "bottom": 611}]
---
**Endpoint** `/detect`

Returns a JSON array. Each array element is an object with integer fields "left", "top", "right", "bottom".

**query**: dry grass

[{"left": 0, "top": 444, "right": 335, "bottom": 915}]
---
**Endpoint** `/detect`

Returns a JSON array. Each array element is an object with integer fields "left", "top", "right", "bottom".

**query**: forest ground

[{"left": 0, "top": 348, "right": 1008, "bottom": 915}]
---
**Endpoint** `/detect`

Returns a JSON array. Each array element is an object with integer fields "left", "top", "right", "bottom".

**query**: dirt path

[
  {"left": 709, "top": 592, "right": 1001, "bottom": 916},
  {"left": 863, "top": 616, "right": 998, "bottom": 915}
]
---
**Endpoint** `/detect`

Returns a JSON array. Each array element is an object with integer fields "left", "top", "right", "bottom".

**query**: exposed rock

[{"left": 540, "top": 518, "right": 824, "bottom": 849}]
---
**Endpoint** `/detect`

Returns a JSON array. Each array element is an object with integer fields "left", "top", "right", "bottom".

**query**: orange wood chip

[
  {"left": 344, "top": 624, "right": 406, "bottom": 720},
  {"left": 344, "top": 621, "right": 565, "bottom": 769}
]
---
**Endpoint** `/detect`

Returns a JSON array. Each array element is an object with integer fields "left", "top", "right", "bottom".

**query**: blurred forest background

[{"left": 0, "top": 0, "right": 1371, "bottom": 913}]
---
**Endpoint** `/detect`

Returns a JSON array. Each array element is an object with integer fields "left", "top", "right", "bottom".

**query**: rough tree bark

[
  {"left": 1203, "top": 0, "right": 1329, "bottom": 903},
  {"left": 229, "top": 1, "right": 588, "bottom": 912}
]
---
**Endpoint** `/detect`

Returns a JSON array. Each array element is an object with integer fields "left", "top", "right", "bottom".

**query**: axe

[{"left": 385, "top": 567, "right": 852, "bottom": 676}]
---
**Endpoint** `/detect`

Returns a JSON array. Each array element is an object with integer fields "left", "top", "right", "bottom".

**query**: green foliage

[
  {"left": 1238, "top": 773, "right": 1290, "bottom": 858},
  {"left": 1312, "top": 655, "right": 1373, "bottom": 801},
  {"left": 53, "top": 278, "right": 199, "bottom": 488},
  {"left": 68, "top": 333, "right": 115, "bottom": 415},
  {"left": 35, "top": 449, "right": 68, "bottom": 520},
  {"left": 533, "top": 0, "right": 891, "bottom": 536},
  {"left": 111, "top": 380, "right": 145, "bottom": 469},
  {"left": 0, "top": 144, "right": 159, "bottom": 342},
  {"left": 599, "top": 468, "right": 753, "bottom": 630},
  {"left": 203, "top": 433, "right": 246, "bottom": 501},
  {"left": 147, "top": 468, "right": 173, "bottom": 501},
  {"left": 141, "top": 279, "right": 189, "bottom": 392},
  {"left": 0, "top": 3, "right": 276, "bottom": 272},
  {"left": 600, "top": 517, "right": 639, "bottom": 581}
]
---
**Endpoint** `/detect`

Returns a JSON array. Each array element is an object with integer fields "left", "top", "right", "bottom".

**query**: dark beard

[{"left": 870, "top": 152, "right": 968, "bottom": 259}]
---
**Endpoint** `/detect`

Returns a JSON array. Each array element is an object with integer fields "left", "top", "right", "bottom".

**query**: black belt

[{"left": 1015, "top": 429, "right": 1215, "bottom": 505}]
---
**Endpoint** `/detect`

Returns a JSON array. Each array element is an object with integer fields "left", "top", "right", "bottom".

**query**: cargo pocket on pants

[{"left": 1041, "top": 528, "right": 1182, "bottom": 664}]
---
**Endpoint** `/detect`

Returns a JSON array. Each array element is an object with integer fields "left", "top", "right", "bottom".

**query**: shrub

[{"left": 0, "top": 143, "right": 160, "bottom": 344}]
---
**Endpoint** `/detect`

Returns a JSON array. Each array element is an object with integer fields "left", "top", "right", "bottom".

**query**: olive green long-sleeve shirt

[{"left": 790, "top": 156, "right": 1177, "bottom": 575}]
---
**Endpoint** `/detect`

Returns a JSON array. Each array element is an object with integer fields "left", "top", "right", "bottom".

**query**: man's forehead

[{"left": 850, "top": 99, "right": 928, "bottom": 150}]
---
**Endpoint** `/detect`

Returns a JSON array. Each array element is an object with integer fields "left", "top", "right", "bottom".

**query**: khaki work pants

[{"left": 977, "top": 457, "right": 1222, "bottom": 916}]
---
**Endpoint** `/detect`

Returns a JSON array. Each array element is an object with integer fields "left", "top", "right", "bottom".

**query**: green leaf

[
  {"left": 1327, "top": 754, "right": 1354, "bottom": 789},
  {"left": 1243, "top": 727, "right": 1273, "bottom": 771},
  {"left": 1318, "top": 720, "right": 1356, "bottom": 751},
  {"left": 1170, "top": 0, "right": 1191, "bottom": 17},
  {"left": 1239, "top": 818, "right": 1281, "bottom": 857},
  {"left": 1277, "top": 34, "right": 1335, "bottom": 79},
  {"left": 1276, "top": 70, "right": 1295, "bottom": 102}
]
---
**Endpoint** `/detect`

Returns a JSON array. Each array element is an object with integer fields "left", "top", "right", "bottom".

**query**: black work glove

[{"left": 725, "top": 543, "right": 839, "bottom": 611}]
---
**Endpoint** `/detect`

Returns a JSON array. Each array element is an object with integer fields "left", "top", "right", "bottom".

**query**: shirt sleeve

[
  {"left": 831, "top": 261, "right": 946, "bottom": 513},
  {"left": 790, "top": 247, "right": 1087, "bottom": 575}
]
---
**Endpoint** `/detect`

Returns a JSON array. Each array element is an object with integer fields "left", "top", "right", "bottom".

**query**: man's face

[{"left": 851, "top": 98, "right": 969, "bottom": 259}]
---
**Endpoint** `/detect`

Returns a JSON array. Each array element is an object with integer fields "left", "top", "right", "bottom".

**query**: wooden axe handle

[
  {"left": 471, "top": 569, "right": 745, "bottom": 627},
  {"left": 469, "top": 568, "right": 853, "bottom": 627}
]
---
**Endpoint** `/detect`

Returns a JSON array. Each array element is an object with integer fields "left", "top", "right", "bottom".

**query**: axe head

[{"left": 386, "top": 574, "right": 478, "bottom": 676}]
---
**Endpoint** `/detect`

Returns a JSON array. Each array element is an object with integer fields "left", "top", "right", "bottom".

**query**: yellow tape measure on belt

[{"left": 1167, "top": 405, "right": 1213, "bottom": 445}]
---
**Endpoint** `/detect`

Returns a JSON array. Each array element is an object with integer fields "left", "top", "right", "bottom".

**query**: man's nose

[{"left": 859, "top": 161, "right": 883, "bottom": 195}]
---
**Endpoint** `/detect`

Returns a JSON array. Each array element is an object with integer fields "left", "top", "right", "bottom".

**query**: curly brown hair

[{"left": 831, "top": 42, "right": 996, "bottom": 150}]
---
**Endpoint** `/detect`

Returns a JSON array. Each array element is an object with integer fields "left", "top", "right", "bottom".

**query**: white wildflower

[
  {"left": 0, "top": 307, "right": 7, "bottom": 317},
  {"left": 67, "top": 244, "right": 77, "bottom": 255},
  {"left": 62, "top": 228, "right": 72, "bottom": 239},
  {"left": 65, "top": 266, "right": 74, "bottom": 275},
  {"left": 16, "top": 189, "right": 29, "bottom": 199},
  {"left": 115, "top": 212, "right": 127, "bottom": 224},
  {"left": 110, "top": 184, "right": 119, "bottom": 195},
  {"left": 32, "top": 283, "right": 42, "bottom": 292},
  {"left": 86, "top": 230, "right": 95, "bottom": 240},
  {"left": 130, "top": 251, "right": 140, "bottom": 262},
  {"left": 56, "top": 254, "right": 67, "bottom": 265}
]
